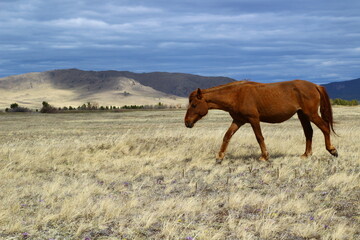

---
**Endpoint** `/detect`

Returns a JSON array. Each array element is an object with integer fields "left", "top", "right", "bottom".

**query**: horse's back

[
  {"left": 254, "top": 80, "right": 320, "bottom": 101},
  {"left": 242, "top": 80, "right": 320, "bottom": 123}
]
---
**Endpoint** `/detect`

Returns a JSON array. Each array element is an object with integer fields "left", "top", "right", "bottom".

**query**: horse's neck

[{"left": 204, "top": 89, "right": 234, "bottom": 112}]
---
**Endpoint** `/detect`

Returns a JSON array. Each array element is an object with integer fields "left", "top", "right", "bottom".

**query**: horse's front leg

[
  {"left": 216, "top": 121, "right": 244, "bottom": 164},
  {"left": 249, "top": 118, "right": 269, "bottom": 161}
]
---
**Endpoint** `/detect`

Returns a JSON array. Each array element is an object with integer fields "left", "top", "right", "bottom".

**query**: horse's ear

[{"left": 197, "top": 88, "right": 203, "bottom": 99}]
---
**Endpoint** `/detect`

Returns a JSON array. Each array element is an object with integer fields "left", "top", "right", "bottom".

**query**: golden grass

[{"left": 0, "top": 107, "right": 359, "bottom": 239}]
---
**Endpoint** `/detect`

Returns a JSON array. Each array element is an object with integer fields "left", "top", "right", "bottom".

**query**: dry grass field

[{"left": 0, "top": 107, "right": 359, "bottom": 240}]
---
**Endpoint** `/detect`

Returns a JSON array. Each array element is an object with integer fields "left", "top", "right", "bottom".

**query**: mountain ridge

[
  {"left": 0, "top": 69, "right": 236, "bottom": 109},
  {"left": 0, "top": 69, "right": 359, "bottom": 109},
  {"left": 321, "top": 78, "right": 360, "bottom": 101},
  {"left": 44, "top": 69, "right": 236, "bottom": 97}
]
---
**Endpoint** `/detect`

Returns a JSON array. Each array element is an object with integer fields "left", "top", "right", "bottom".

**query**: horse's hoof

[
  {"left": 300, "top": 152, "right": 312, "bottom": 159},
  {"left": 216, "top": 152, "right": 224, "bottom": 164},
  {"left": 259, "top": 153, "right": 269, "bottom": 162},
  {"left": 330, "top": 149, "right": 338, "bottom": 157},
  {"left": 259, "top": 157, "right": 268, "bottom": 162}
]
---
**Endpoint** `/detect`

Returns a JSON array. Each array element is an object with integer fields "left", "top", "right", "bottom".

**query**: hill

[
  {"left": 322, "top": 78, "right": 360, "bottom": 100},
  {"left": 115, "top": 71, "right": 235, "bottom": 97},
  {"left": 0, "top": 69, "right": 235, "bottom": 109},
  {"left": 2, "top": 69, "right": 358, "bottom": 110},
  {"left": 42, "top": 69, "right": 234, "bottom": 97}
]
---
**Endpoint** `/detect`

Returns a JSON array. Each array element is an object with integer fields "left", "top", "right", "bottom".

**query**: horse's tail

[{"left": 317, "top": 85, "right": 336, "bottom": 135}]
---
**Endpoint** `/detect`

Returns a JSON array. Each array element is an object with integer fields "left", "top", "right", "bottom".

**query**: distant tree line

[
  {"left": 121, "top": 102, "right": 170, "bottom": 110},
  {"left": 331, "top": 98, "right": 359, "bottom": 106},
  {"left": 3, "top": 98, "right": 359, "bottom": 113},
  {"left": 4, "top": 98, "right": 358, "bottom": 113},
  {"left": 5, "top": 103, "right": 31, "bottom": 112},
  {"left": 5, "top": 101, "right": 181, "bottom": 113}
]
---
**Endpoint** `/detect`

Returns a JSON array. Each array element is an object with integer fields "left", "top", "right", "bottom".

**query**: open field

[{"left": 0, "top": 107, "right": 359, "bottom": 239}]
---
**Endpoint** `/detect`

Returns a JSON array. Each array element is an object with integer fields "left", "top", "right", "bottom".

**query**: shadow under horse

[{"left": 184, "top": 80, "right": 338, "bottom": 164}]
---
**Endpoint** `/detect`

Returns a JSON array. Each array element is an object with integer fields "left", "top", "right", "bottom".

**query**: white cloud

[
  {"left": 50, "top": 18, "right": 109, "bottom": 28},
  {"left": 321, "top": 60, "right": 346, "bottom": 66},
  {"left": 114, "top": 6, "right": 163, "bottom": 14},
  {"left": 1, "top": 44, "right": 29, "bottom": 51},
  {"left": 158, "top": 42, "right": 201, "bottom": 49},
  {"left": 90, "top": 43, "right": 144, "bottom": 49}
]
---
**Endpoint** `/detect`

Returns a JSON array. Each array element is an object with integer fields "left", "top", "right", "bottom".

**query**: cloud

[
  {"left": 50, "top": 18, "right": 109, "bottom": 28},
  {"left": 104, "top": 5, "right": 163, "bottom": 14},
  {"left": 158, "top": 42, "right": 202, "bottom": 49},
  {"left": 0, "top": 0, "right": 359, "bottom": 83}
]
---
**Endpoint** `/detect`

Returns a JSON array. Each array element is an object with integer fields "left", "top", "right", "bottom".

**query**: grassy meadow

[{"left": 0, "top": 107, "right": 359, "bottom": 240}]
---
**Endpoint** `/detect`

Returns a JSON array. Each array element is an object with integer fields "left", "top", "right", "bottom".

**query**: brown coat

[{"left": 185, "top": 80, "right": 337, "bottom": 163}]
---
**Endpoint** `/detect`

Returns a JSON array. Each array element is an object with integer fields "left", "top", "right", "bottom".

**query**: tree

[
  {"left": 42, "top": 101, "right": 49, "bottom": 108},
  {"left": 40, "top": 101, "right": 57, "bottom": 113},
  {"left": 10, "top": 103, "right": 19, "bottom": 109},
  {"left": 6, "top": 103, "right": 31, "bottom": 112}
]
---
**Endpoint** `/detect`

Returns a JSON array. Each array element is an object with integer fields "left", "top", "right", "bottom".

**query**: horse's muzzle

[{"left": 185, "top": 121, "right": 194, "bottom": 128}]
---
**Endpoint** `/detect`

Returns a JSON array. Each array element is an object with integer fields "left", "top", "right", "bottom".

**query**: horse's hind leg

[
  {"left": 216, "top": 120, "right": 244, "bottom": 164},
  {"left": 249, "top": 118, "right": 269, "bottom": 161},
  {"left": 310, "top": 114, "right": 338, "bottom": 157},
  {"left": 297, "top": 110, "right": 313, "bottom": 158}
]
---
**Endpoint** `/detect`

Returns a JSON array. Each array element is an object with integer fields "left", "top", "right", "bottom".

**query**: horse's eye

[{"left": 191, "top": 104, "right": 196, "bottom": 108}]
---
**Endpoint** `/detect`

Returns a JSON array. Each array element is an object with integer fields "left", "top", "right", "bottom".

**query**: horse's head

[{"left": 184, "top": 88, "right": 208, "bottom": 128}]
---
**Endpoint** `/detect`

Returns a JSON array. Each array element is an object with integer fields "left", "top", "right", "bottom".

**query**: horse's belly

[{"left": 260, "top": 111, "right": 296, "bottom": 123}]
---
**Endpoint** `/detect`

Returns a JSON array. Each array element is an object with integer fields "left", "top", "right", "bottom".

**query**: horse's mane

[{"left": 189, "top": 80, "right": 258, "bottom": 100}]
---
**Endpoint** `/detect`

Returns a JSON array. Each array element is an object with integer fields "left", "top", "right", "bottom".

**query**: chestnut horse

[{"left": 184, "top": 80, "right": 338, "bottom": 163}]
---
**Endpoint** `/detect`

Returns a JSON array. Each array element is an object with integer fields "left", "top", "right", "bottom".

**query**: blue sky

[{"left": 1, "top": 0, "right": 359, "bottom": 83}]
